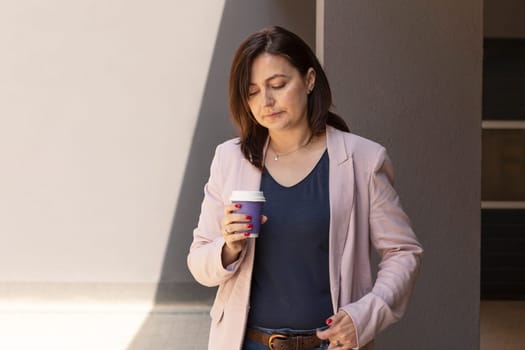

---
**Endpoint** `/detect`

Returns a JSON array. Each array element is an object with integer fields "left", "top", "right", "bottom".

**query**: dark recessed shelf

[{"left": 483, "top": 39, "right": 525, "bottom": 121}]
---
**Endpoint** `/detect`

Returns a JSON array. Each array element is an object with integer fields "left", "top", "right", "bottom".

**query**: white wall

[
  {"left": 0, "top": 0, "right": 316, "bottom": 298},
  {"left": 0, "top": 0, "right": 225, "bottom": 283}
]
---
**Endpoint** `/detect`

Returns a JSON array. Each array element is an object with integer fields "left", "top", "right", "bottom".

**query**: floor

[
  {"left": 0, "top": 302, "right": 211, "bottom": 350},
  {"left": 480, "top": 300, "right": 525, "bottom": 350},
  {"left": 0, "top": 300, "right": 522, "bottom": 349}
]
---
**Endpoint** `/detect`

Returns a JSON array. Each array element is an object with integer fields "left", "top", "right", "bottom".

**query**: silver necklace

[{"left": 271, "top": 136, "right": 312, "bottom": 161}]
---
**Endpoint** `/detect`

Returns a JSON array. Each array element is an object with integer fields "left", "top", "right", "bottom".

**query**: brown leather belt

[{"left": 245, "top": 327, "right": 322, "bottom": 350}]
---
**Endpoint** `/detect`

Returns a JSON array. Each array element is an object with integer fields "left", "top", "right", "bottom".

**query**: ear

[{"left": 305, "top": 67, "right": 316, "bottom": 93}]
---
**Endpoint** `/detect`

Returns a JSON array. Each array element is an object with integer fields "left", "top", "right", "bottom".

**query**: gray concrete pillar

[{"left": 321, "top": 0, "right": 482, "bottom": 348}]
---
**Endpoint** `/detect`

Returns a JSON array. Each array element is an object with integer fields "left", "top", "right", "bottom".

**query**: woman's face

[{"left": 247, "top": 53, "right": 315, "bottom": 133}]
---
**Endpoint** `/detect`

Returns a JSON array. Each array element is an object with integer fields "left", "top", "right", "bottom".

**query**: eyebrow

[{"left": 249, "top": 74, "right": 289, "bottom": 86}]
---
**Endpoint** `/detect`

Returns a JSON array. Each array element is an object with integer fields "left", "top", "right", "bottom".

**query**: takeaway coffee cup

[{"left": 230, "top": 190, "right": 265, "bottom": 238}]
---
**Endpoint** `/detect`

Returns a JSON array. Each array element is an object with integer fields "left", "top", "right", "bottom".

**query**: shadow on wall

[{"left": 127, "top": 0, "right": 316, "bottom": 348}]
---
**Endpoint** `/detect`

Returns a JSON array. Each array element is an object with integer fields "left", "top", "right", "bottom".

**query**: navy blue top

[{"left": 247, "top": 150, "right": 333, "bottom": 329}]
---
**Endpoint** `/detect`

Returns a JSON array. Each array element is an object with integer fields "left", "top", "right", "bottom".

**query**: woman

[{"left": 187, "top": 26, "right": 423, "bottom": 350}]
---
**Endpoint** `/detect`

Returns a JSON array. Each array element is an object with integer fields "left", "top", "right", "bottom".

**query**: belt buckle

[{"left": 268, "top": 333, "right": 287, "bottom": 350}]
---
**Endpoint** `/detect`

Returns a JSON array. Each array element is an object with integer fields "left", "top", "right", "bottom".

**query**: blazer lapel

[{"left": 326, "top": 126, "right": 355, "bottom": 311}]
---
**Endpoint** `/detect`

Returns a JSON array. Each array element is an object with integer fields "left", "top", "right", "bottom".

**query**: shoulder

[
  {"left": 216, "top": 137, "right": 241, "bottom": 151},
  {"left": 327, "top": 126, "right": 387, "bottom": 171},
  {"left": 345, "top": 131, "right": 384, "bottom": 154},
  {"left": 211, "top": 137, "right": 248, "bottom": 171},
  {"left": 214, "top": 137, "right": 242, "bottom": 159}
]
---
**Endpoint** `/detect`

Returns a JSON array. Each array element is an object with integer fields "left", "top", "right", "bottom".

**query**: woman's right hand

[{"left": 220, "top": 204, "right": 266, "bottom": 267}]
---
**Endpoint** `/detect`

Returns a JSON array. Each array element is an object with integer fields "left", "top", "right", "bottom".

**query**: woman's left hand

[{"left": 316, "top": 310, "right": 357, "bottom": 349}]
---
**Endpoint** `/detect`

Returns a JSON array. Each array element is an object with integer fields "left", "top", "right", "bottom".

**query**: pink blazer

[{"left": 188, "top": 126, "right": 423, "bottom": 350}]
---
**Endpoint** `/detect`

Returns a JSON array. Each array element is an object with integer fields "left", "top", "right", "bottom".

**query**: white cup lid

[{"left": 230, "top": 190, "right": 265, "bottom": 202}]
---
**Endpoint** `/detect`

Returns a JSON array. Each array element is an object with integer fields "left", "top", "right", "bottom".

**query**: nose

[{"left": 263, "top": 89, "right": 274, "bottom": 106}]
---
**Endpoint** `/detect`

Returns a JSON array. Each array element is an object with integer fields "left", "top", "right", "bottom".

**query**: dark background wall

[{"left": 323, "top": 0, "right": 482, "bottom": 349}]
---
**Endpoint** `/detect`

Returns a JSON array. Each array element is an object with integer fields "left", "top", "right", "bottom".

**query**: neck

[
  {"left": 268, "top": 128, "right": 312, "bottom": 154},
  {"left": 268, "top": 128, "right": 314, "bottom": 161}
]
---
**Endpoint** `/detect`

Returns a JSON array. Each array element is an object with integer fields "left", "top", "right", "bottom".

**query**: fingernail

[
  {"left": 246, "top": 215, "right": 252, "bottom": 220},
  {"left": 325, "top": 318, "right": 333, "bottom": 325},
  {"left": 247, "top": 224, "right": 253, "bottom": 229},
  {"left": 235, "top": 204, "right": 241, "bottom": 208},
  {"left": 244, "top": 232, "right": 250, "bottom": 237}
]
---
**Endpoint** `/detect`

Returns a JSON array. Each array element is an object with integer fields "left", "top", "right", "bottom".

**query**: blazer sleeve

[
  {"left": 341, "top": 147, "right": 423, "bottom": 348},
  {"left": 187, "top": 144, "right": 247, "bottom": 287}
]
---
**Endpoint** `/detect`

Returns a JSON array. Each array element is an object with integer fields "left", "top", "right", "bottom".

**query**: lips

[{"left": 263, "top": 111, "right": 283, "bottom": 118}]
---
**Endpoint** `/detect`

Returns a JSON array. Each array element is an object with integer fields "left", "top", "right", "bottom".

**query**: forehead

[{"left": 250, "top": 53, "right": 298, "bottom": 82}]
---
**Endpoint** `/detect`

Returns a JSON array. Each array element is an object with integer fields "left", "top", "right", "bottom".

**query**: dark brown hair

[{"left": 229, "top": 25, "right": 349, "bottom": 169}]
